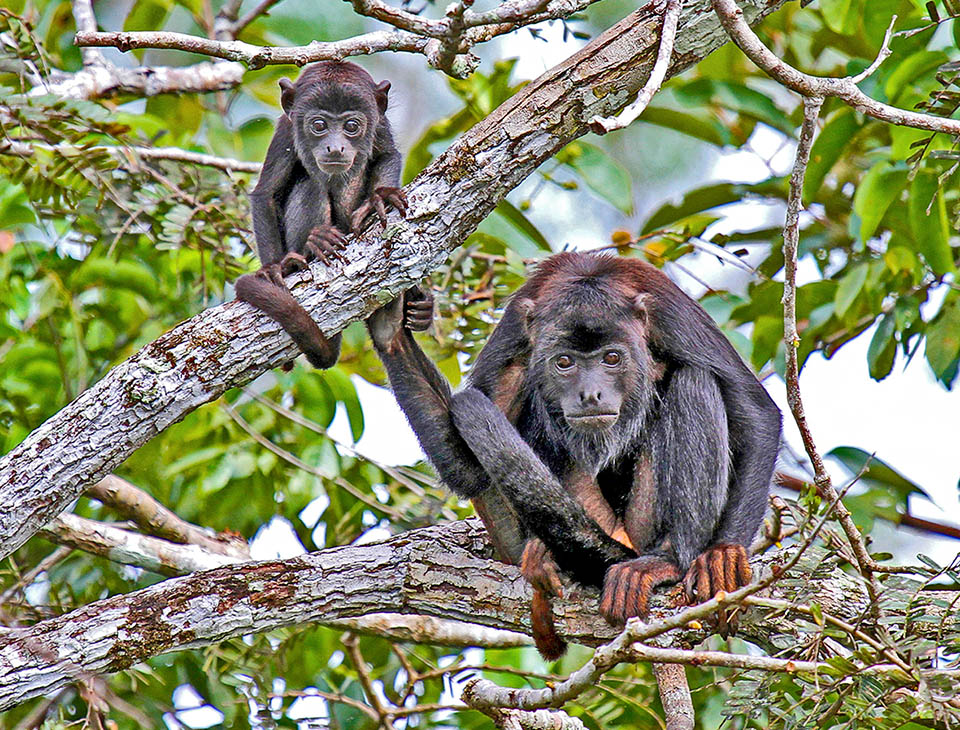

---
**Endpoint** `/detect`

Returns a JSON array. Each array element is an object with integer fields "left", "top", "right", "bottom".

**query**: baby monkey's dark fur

[
  {"left": 368, "top": 253, "right": 781, "bottom": 659},
  {"left": 237, "top": 61, "right": 411, "bottom": 368}
]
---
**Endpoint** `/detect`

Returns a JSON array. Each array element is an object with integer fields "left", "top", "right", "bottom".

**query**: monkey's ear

[
  {"left": 514, "top": 297, "right": 536, "bottom": 336},
  {"left": 632, "top": 293, "right": 650, "bottom": 326},
  {"left": 279, "top": 78, "right": 296, "bottom": 115},
  {"left": 374, "top": 80, "right": 391, "bottom": 114}
]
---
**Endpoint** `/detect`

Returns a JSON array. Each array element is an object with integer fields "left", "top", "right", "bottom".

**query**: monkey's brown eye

[
  {"left": 310, "top": 119, "right": 327, "bottom": 135},
  {"left": 602, "top": 351, "right": 621, "bottom": 366},
  {"left": 556, "top": 355, "right": 574, "bottom": 371},
  {"left": 344, "top": 119, "right": 363, "bottom": 136}
]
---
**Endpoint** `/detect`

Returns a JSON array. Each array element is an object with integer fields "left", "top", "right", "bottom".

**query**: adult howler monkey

[
  {"left": 368, "top": 253, "right": 781, "bottom": 658},
  {"left": 237, "top": 61, "right": 412, "bottom": 369}
]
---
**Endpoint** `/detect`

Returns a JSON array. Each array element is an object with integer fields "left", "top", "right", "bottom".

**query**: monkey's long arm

[
  {"left": 450, "top": 388, "right": 636, "bottom": 588},
  {"left": 250, "top": 117, "right": 297, "bottom": 266},
  {"left": 648, "top": 283, "right": 781, "bottom": 550},
  {"left": 367, "top": 296, "right": 493, "bottom": 500}
]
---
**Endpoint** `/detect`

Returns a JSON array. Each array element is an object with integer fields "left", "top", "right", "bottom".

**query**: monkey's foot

[
  {"left": 683, "top": 543, "right": 751, "bottom": 637},
  {"left": 351, "top": 186, "right": 408, "bottom": 232},
  {"left": 600, "top": 556, "right": 681, "bottom": 624},
  {"left": 253, "top": 263, "right": 285, "bottom": 288},
  {"left": 280, "top": 252, "right": 310, "bottom": 277},
  {"left": 306, "top": 226, "right": 348, "bottom": 265},
  {"left": 404, "top": 287, "right": 434, "bottom": 332},
  {"left": 520, "top": 538, "right": 563, "bottom": 597},
  {"left": 683, "top": 543, "right": 751, "bottom": 604}
]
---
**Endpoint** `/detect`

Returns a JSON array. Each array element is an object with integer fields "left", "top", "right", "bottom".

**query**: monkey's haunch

[{"left": 235, "top": 274, "right": 340, "bottom": 369}]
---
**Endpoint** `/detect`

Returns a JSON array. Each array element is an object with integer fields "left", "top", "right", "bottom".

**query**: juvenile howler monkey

[
  {"left": 368, "top": 253, "right": 781, "bottom": 658},
  {"left": 236, "top": 61, "right": 411, "bottom": 369}
]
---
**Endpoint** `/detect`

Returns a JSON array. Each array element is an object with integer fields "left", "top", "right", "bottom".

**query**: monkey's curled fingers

[
  {"left": 253, "top": 263, "right": 286, "bottom": 288},
  {"left": 682, "top": 543, "right": 751, "bottom": 605},
  {"left": 403, "top": 287, "right": 434, "bottom": 332},
  {"left": 600, "top": 556, "right": 682, "bottom": 625},
  {"left": 305, "top": 226, "right": 348, "bottom": 265},
  {"left": 520, "top": 538, "right": 564, "bottom": 597},
  {"left": 351, "top": 187, "right": 408, "bottom": 232},
  {"left": 280, "top": 252, "right": 310, "bottom": 278},
  {"left": 683, "top": 543, "right": 751, "bottom": 636}
]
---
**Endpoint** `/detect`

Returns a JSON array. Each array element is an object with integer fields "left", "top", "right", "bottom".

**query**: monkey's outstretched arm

[
  {"left": 250, "top": 116, "right": 297, "bottom": 267},
  {"left": 449, "top": 387, "right": 635, "bottom": 588},
  {"left": 367, "top": 295, "right": 492, "bottom": 500}
]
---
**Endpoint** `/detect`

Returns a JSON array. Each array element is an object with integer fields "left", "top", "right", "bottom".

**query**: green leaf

[
  {"left": 803, "top": 109, "right": 860, "bottom": 199},
  {"left": 563, "top": 142, "right": 634, "bottom": 215},
  {"left": 820, "top": 0, "right": 859, "bottom": 34},
  {"left": 320, "top": 367, "right": 364, "bottom": 442},
  {"left": 884, "top": 51, "right": 949, "bottom": 103},
  {"left": 833, "top": 263, "right": 868, "bottom": 319},
  {"left": 673, "top": 79, "right": 794, "bottom": 135},
  {"left": 925, "top": 297, "right": 960, "bottom": 381},
  {"left": 642, "top": 180, "right": 785, "bottom": 233},
  {"left": 70, "top": 258, "right": 159, "bottom": 299},
  {"left": 638, "top": 106, "right": 729, "bottom": 147},
  {"left": 489, "top": 199, "right": 551, "bottom": 254},
  {"left": 0, "top": 180, "right": 36, "bottom": 228},
  {"left": 909, "top": 171, "right": 955, "bottom": 275},
  {"left": 852, "top": 163, "right": 908, "bottom": 242},
  {"left": 867, "top": 313, "right": 896, "bottom": 381},
  {"left": 827, "top": 446, "right": 932, "bottom": 503}
]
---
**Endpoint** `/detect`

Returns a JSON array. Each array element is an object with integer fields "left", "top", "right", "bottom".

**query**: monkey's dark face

[
  {"left": 288, "top": 84, "right": 380, "bottom": 178},
  {"left": 301, "top": 111, "right": 369, "bottom": 173},
  {"left": 525, "top": 292, "right": 656, "bottom": 473},
  {"left": 546, "top": 344, "right": 632, "bottom": 431}
]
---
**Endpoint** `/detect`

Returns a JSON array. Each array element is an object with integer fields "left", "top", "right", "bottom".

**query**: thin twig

[
  {"left": 589, "top": 0, "right": 681, "bottom": 134},
  {"left": 711, "top": 0, "right": 960, "bottom": 136}
]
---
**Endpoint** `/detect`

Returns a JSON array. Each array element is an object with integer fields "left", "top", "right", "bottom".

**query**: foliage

[{"left": 0, "top": 0, "right": 958, "bottom": 728}]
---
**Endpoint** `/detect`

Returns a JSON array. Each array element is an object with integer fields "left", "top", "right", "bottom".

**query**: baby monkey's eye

[
  {"left": 310, "top": 119, "right": 327, "bottom": 134},
  {"left": 344, "top": 119, "right": 362, "bottom": 136},
  {"left": 556, "top": 355, "right": 574, "bottom": 371},
  {"left": 602, "top": 351, "right": 621, "bottom": 366}
]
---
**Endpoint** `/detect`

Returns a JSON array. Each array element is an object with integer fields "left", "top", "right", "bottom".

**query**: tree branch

[
  {"left": 711, "top": 0, "right": 960, "bottom": 136},
  {"left": 2, "top": 519, "right": 954, "bottom": 712},
  {"left": 0, "top": 0, "right": 789, "bottom": 561}
]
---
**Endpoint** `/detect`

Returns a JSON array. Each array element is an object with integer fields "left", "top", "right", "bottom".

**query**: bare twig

[
  {"left": 0, "top": 547, "right": 73, "bottom": 607},
  {"left": 589, "top": 0, "right": 681, "bottom": 134},
  {"left": 221, "top": 403, "right": 405, "bottom": 519},
  {"left": 711, "top": 0, "right": 960, "bottom": 136},
  {"left": 70, "top": 0, "right": 103, "bottom": 67},
  {"left": 86, "top": 475, "right": 248, "bottom": 558},
  {"left": 38, "top": 513, "right": 246, "bottom": 576},
  {"left": 779, "top": 95, "right": 887, "bottom": 601},
  {"left": 28, "top": 59, "right": 245, "bottom": 100},
  {"left": 74, "top": 0, "right": 603, "bottom": 77},
  {"left": 652, "top": 662, "right": 693, "bottom": 730},
  {"left": 344, "top": 633, "right": 397, "bottom": 729}
]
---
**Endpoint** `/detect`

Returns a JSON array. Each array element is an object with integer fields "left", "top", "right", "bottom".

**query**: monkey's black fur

[
  {"left": 237, "top": 61, "right": 407, "bottom": 368},
  {"left": 367, "top": 252, "right": 781, "bottom": 652}
]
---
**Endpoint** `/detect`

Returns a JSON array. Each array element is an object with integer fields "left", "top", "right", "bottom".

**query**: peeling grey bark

[
  {"left": 0, "top": 0, "right": 788, "bottom": 559},
  {"left": 1, "top": 520, "right": 955, "bottom": 712}
]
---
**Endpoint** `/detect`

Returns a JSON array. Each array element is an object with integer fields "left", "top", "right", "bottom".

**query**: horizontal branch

[
  {"left": 30, "top": 60, "right": 245, "bottom": 100},
  {"left": 73, "top": 0, "right": 602, "bottom": 76},
  {"left": 712, "top": 0, "right": 960, "bottom": 136},
  {"left": 73, "top": 29, "right": 432, "bottom": 71},
  {"left": 0, "top": 0, "right": 789, "bottom": 561},
  {"left": 4, "top": 519, "right": 952, "bottom": 712}
]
